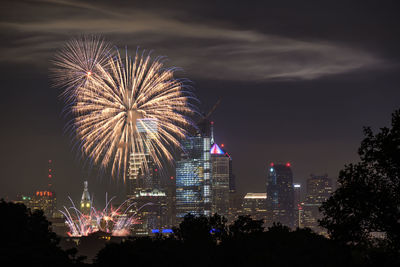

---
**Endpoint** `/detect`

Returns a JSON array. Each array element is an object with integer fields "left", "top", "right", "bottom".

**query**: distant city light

[
  {"left": 270, "top": 167, "right": 274, "bottom": 172},
  {"left": 286, "top": 162, "right": 291, "bottom": 167},
  {"left": 244, "top": 193, "right": 267, "bottom": 199},
  {"left": 294, "top": 184, "right": 301, "bottom": 188}
]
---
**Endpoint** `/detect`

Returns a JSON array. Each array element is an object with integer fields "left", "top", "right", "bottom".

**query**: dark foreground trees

[
  {"left": 320, "top": 109, "right": 400, "bottom": 264},
  {"left": 95, "top": 215, "right": 354, "bottom": 267},
  {"left": 320, "top": 110, "right": 400, "bottom": 246},
  {"left": 0, "top": 200, "right": 83, "bottom": 266}
]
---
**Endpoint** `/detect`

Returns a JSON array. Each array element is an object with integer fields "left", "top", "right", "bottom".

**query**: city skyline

[{"left": 1, "top": 1, "right": 400, "bottom": 208}]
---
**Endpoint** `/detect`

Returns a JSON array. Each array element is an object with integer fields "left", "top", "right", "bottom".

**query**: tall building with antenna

[
  {"left": 21, "top": 160, "right": 57, "bottom": 218},
  {"left": 175, "top": 101, "right": 221, "bottom": 220},
  {"left": 210, "top": 122, "right": 231, "bottom": 218}
]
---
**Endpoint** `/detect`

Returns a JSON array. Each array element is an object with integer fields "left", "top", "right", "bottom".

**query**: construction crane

[{"left": 196, "top": 98, "right": 221, "bottom": 137}]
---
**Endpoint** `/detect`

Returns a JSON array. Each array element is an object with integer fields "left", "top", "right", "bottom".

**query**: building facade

[
  {"left": 301, "top": 174, "right": 333, "bottom": 234},
  {"left": 125, "top": 118, "right": 172, "bottom": 234},
  {"left": 242, "top": 193, "right": 267, "bottom": 221},
  {"left": 176, "top": 135, "right": 212, "bottom": 219},
  {"left": 266, "top": 163, "right": 295, "bottom": 227},
  {"left": 211, "top": 143, "right": 230, "bottom": 217}
]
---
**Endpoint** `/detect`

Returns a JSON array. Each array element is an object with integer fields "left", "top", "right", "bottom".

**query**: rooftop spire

[{"left": 211, "top": 121, "right": 214, "bottom": 145}]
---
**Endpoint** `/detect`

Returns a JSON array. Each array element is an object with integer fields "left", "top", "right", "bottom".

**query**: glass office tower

[{"left": 176, "top": 135, "right": 211, "bottom": 219}]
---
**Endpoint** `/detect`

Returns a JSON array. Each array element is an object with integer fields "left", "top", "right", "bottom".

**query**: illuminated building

[
  {"left": 129, "top": 189, "right": 168, "bottom": 236},
  {"left": 80, "top": 181, "right": 91, "bottom": 215},
  {"left": 127, "top": 118, "right": 160, "bottom": 198},
  {"left": 242, "top": 193, "right": 267, "bottom": 221},
  {"left": 19, "top": 160, "right": 57, "bottom": 218},
  {"left": 211, "top": 143, "right": 230, "bottom": 218},
  {"left": 293, "top": 183, "right": 302, "bottom": 228},
  {"left": 305, "top": 174, "right": 332, "bottom": 204},
  {"left": 124, "top": 118, "right": 173, "bottom": 234},
  {"left": 301, "top": 174, "right": 333, "bottom": 234},
  {"left": 176, "top": 134, "right": 212, "bottom": 219},
  {"left": 29, "top": 190, "right": 56, "bottom": 218},
  {"left": 266, "top": 162, "right": 295, "bottom": 227}
]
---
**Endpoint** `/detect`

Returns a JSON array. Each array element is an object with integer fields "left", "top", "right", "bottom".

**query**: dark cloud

[{"left": 0, "top": 0, "right": 384, "bottom": 81}]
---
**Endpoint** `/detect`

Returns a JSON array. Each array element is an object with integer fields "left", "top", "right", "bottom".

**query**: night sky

[{"left": 1, "top": 0, "right": 399, "bottom": 207}]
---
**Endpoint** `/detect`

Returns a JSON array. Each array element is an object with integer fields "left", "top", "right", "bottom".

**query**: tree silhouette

[
  {"left": 228, "top": 215, "right": 264, "bottom": 238},
  {"left": 0, "top": 200, "right": 81, "bottom": 266},
  {"left": 320, "top": 109, "right": 400, "bottom": 250}
]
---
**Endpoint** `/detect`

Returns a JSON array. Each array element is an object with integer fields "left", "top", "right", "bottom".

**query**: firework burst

[
  {"left": 60, "top": 195, "right": 151, "bottom": 237},
  {"left": 53, "top": 37, "right": 198, "bottom": 179},
  {"left": 51, "top": 36, "right": 112, "bottom": 102}
]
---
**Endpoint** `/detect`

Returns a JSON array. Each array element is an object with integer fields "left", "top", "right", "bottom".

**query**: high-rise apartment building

[{"left": 266, "top": 162, "right": 295, "bottom": 227}]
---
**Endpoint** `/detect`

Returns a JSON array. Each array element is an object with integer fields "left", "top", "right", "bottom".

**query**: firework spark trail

[
  {"left": 60, "top": 195, "right": 148, "bottom": 237},
  {"left": 53, "top": 37, "right": 198, "bottom": 180},
  {"left": 51, "top": 36, "right": 112, "bottom": 102}
]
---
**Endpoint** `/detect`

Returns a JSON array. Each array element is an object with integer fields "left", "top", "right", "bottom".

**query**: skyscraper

[
  {"left": 126, "top": 118, "right": 161, "bottom": 199},
  {"left": 211, "top": 143, "right": 230, "bottom": 217},
  {"left": 176, "top": 133, "right": 212, "bottom": 219},
  {"left": 293, "top": 183, "right": 302, "bottom": 228},
  {"left": 301, "top": 174, "right": 333, "bottom": 233},
  {"left": 125, "top": 118, "right": 171, "bottom": 234},
  {"left": 266, "top": 162, "right": 295, "bottom": 227}
]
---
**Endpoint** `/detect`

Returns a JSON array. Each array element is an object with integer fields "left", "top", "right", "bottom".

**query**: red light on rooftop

[
  {"left": 170, "top": 176, "right": 174, "bottom": 180},
  {"left": 48, "top": 174, "right": 52, "bottom": 178},
  {"left": 270, "top": 162, "right": 274, "bottom": 167},
  {"left": 286, "top": 162, "right": 291, "bottom": 167},
  {"left": 48, "top": 160, "right": 52, "bottom": 163},
  {"left": 221, "top": 144, "right": 224, "bottom": 148}
]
